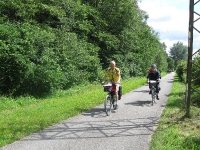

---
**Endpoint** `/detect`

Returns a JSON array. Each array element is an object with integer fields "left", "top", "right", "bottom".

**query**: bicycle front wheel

[
  {"left": 104, "top": 95, "right": 111, "bottom": 116},
  {"left": 151, "top": 89, "right": 155, "bottom": 106}
]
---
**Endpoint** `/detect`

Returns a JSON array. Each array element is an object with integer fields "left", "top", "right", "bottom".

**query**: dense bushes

[
  {"left": 191, "top": 54, "right": 200, "bottom": 104},
  {"left": 0, "top": 0, "right": 169, "bottom": 97},
  {"left": 176, "top": 60, "right": 187, "bottom": 82},
  {"left": 0, "top": 22, "right": 102, "bottom": 97},
  {"left": 192, "top": 55, "right": 200, "bottom": 86}
]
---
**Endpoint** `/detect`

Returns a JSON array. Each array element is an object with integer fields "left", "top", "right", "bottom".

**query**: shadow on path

[
  {"left": 132, "top": 90, "right": 149, "bottom": 93},
  {"left": 124, "top": 100, "right": 153, "bottom": 107},
  {"left": 22, "top": 117, "right": 159, "bottom": 141}
]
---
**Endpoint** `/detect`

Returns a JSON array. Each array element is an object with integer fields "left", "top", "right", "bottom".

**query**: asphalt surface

[{"left": 1, "top": 72, "right": 175, "bottom": 150}]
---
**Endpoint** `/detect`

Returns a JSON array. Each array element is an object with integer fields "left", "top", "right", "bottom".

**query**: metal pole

[{"left": 186, "top": 0, "right": 194, "bottom": 117}]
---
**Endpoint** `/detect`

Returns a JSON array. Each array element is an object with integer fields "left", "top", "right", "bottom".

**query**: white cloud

[{"left": 138, "top": 0, "right": 200, "bottom": 54}]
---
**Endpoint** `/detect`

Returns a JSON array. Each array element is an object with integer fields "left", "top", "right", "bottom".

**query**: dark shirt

[{"left": 147, "top": 70, "right": 161, "bottom": 80}]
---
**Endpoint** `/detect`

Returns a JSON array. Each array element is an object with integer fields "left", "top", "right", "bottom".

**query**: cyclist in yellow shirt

[{"left": 101, "top": 61, "right": 121, "bottom": 109}]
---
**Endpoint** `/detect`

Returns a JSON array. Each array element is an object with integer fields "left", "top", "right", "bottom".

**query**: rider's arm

[
  {"left": 116, "top": 69, "right": 121, "bottom": 84},
  {"left": 147, "top": 73, "right": 150, "bottom": 83},
  {"left": 117, "top": 74, "right": 121, "bottom": 83},
  {"left": 101, "top": 75, "right": 107, "bottom": 84},
  {"left": 102, "top": 69, "right": 110, "bottom": 84},
  {"left": 158, "top": 70, "right": 161, "bottom": 79},
  {"left": 157, "top": 71, "right": 161, "bottom": 81}
]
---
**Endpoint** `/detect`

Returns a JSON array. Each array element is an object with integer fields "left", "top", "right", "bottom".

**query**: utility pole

[{"left": 186, "top": 0, "right": 200, "bottom": 117}]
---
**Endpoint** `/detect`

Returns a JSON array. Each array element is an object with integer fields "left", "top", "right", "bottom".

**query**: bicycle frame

[
  {"left": 149, "top": 80, "right": 157, "bottom": 106},
  {"left": 103, "top": 84, "right": 116, "bottom": 116}
]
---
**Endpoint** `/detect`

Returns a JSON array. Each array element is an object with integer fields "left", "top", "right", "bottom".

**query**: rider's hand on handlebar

[
  {"left": 101, "top": 81, "right": 105, "bottom": 85},
  {"left": 157, "top": 79, "right": 161, "bottom": 82}
]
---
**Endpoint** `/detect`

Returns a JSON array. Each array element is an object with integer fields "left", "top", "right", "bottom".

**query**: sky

[{"left": 138, "top": 0, "right": 200, "bottom": 54}]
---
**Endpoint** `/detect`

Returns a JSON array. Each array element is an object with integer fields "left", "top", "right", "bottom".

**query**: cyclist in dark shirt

[{"left": 147, "top": 64, "right": 161, "bottom": 100}]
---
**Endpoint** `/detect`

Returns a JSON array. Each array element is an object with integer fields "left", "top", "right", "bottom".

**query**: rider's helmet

[{"left": 151, "top": 64, "right": 156, "bottom": 68}]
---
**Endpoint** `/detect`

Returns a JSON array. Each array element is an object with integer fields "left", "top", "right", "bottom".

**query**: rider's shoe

[
  {"left": 113, "top": 101, "right": 118, "bottom": 110},
  {"left": 114, "top": 104, "right": 118, "bottom": 110},
  {"left": 149, "top": 91, "right": 152, "bottom": 94},
  {"left": 156, "top": 95, "right": 160, "bottom": 100}
]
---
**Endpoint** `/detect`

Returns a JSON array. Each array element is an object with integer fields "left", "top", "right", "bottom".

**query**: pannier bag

[{"left": 118, "top": 85, "right": 122, "bottom": 100}]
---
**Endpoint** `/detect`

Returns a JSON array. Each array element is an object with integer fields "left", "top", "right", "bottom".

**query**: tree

[
  {"left": 176, "top": 60, "right": 187, "bottom": 82},
  {"left": 0, "top": 0, "right": 169, "bottom": 97},
  {"left": 191, "top": 54, "right": 200, "bottom": 105},
  {"left": 169, "top": 41, "right": 188, "bottom": 68},
  {"left": 167, "top": 57, "right": 175, "bottom": 71}
]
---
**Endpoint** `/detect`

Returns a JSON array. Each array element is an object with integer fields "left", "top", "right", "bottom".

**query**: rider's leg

[
  {"left": 115, "top": 84, "right": 120, "bottom": 102},
  {"left": 156, "top": 84, "right": 160, "bottom": 100},
  {"left": 149, "top": 84, "right": 152, "bottom": 94},
  {"left": 115, "top": 91, "right": 118, "bottom": 101},
  {"left": 114, "top": 84, "right": 119, "bottom": 109}
]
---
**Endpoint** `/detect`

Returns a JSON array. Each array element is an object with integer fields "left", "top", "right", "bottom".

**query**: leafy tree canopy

[
  {"left": 169, "top": 41, "right": 188, "bottom": 68},
  {"left": 0, "top": 0, "right": 169, "bottom": 97}
]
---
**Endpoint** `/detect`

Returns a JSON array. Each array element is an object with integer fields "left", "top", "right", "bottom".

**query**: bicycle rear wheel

[
  {"left": 151, "top": 88, "right": 156, "bottom": 106},
  {"left": 104, "top": 95, "right": 111, "bottom": 116}
]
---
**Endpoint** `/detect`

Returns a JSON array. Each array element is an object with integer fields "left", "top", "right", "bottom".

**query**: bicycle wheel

[
  {"left": 151, "top": 88, "right": 155, "bottom": 106},
  {"left": 104, "top": 95, "right": 111, "bottom": 116}
]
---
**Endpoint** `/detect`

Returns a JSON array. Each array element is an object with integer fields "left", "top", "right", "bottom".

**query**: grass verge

[
  {"left": 0, "top": 77, "right": 146, "bottom": 147},
  {"left": 149, "top": 75, "right": 200, "bottom": 150}
]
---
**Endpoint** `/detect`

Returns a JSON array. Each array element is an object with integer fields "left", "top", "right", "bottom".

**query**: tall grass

[
  {"left": 150, "top": 76, "right": 200, "bottom": 150},
  {"left": 0, "top": 77, "right": 146, "bottom": 147}
]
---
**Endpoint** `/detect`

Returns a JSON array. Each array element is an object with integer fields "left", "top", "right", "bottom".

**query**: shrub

[{"left": 176, "top": 60, "right": 187, "bottom": 82}]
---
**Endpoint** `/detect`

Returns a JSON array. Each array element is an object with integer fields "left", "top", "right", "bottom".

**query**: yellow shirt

[{"left": 105, "top": 67, "right": 120, "bottom": 82}]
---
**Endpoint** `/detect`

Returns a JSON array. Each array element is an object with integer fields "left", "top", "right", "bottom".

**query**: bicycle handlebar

[
  {"left": 149, "top": 80, "right": 157, "bottom": 84},
  {"left": 101, "top": 81, "right": 120, "bottom": 86},
  {"left": 147, "top": 80, "right": 161, "bottom": 83}
]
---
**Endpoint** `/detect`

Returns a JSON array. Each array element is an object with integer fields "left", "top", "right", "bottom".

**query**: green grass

[
  {"left": 0, "top": 77, "right": 146, "bottom": 147},
  {"left": 149, "top": 75, "right": 200, "bottom": 150}
]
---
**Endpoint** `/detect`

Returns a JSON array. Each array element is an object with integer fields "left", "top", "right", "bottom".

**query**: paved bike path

[{"left": 1, "top": 73, "right": 175, "bottom": 150}]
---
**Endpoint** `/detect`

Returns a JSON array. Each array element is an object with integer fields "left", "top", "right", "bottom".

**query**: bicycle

[
  {"left": 103, "top": 83, "right": 117, "bottom": 116},
  {"left": 149, "top": 80, "right": 158, "bottom": 106}
]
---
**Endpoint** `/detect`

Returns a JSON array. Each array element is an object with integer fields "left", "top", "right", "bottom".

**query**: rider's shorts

[{"left": 108, "top": 81, "right": 120, "bottom": 92}]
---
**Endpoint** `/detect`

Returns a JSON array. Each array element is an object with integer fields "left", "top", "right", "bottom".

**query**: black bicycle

[
  {"left": 149, "top": 80, "right": 157, "bottom": 106},
  {"left": 103, "top": 84, "right": 117, "bottom": 116}
]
